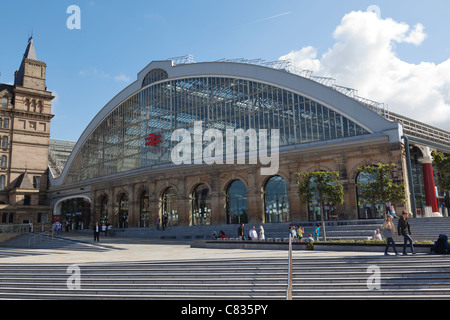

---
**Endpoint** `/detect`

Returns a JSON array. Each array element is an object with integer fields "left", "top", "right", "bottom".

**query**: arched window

[
  {"left": 192, "top": 184, "right": 211, "bottom": 226},
  {"left": 142, "top": 68, "right": 168, "bottom": 87},
  {"left": 264, "top": 176, "right": 289, "bottom": 223},
  {"left": 226, "top": 180, "right": 247, "bottom": 224},
  {"left": 0, "top": 155, "right": 6, "bottom": 168},
  {"left": 356, "top": 171, "right": 384, "bottom": 219},
  {"left": 1, "top": 137, "right": 8, "bottom": 149},
  {"left": 118, "top": 193, "right": 129, "bottom": 228},
  {"left": 162, "top": 187, "right": 179, "bottom": 227},
  {"left": 31, "top": 100, "right": 36, "bottom": 112},
  {"left": 1, "top": 97, "right": 8, "bottom": 108},
  {"left": 139, "top": 191, "right": 150, "bottom": 227},
  {"left": 0, "top": 175, "right": 4, "bottom": 191},
  {"left": 305, "top": 174, "right": 338, "bottom": 221}
]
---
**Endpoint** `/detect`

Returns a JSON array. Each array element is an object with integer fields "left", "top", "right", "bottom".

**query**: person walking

[
  {"left": 297, "top": 225, "right": 304, "bottom": 242},
  {"left": 156, "top": 217, "right": 160, "bottom": 230},
  {"left": 314, "top": 224, "right": 321, "bottom": 241},
  {"left": 249, "top": 226, "right": 258, "bottom": 240},
  {"left": 382, "top": 215, "right": 399, "bottom": 256},
  {"left": 238, "top": 223, "right": 245, "bottom": 240},
  {"left": 289, "top": 226, "right": 297, "bottom": 239},
  {"left": 93, "top": 222, "right": 100, "bottom": 242},
  {"left": 398, "top": 211, "right": 416, "bottom": 255},
  {"left": 259, "top": 226, "right": 265, "bottom": 241}
]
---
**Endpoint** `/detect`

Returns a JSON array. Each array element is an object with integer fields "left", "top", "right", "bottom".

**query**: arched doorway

[
  {"left": 301, "top": 173, "right": 339, "bottom": 221},
  {"left": 264, "top": 176, "right": 289, "bottom": 223},
  {"left": 161, "top": 187, "right": 179, "bottom": 227},
  {"left": 118, "top": 193, "right": 129, "bottom": 228},
  {"left": 226, "top": 180, "right": 247, "bottom": 224},
  {"left": 192, "top": 184, "right": 211, "bottom": 226},
  {"left": 356, "top": 171, "right": 384, "bottom": 219},
  {"left": 54, "top": 196, "right": 92, "bottom": 230}
]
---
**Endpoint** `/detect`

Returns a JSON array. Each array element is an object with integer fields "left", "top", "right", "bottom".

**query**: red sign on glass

[{"left": 145, "top": 134, "right": 162, "bottom": 147}]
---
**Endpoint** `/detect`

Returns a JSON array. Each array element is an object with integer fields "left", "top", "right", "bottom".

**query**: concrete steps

[
  {"left": 6, "top": 217, "right": 450, "bottom": 249},
  {"left": 104, "top": 217, "right": 450, "bottom": 242},
  {"left": 0, "top": 255, "right": 450, "bottom": 299}
]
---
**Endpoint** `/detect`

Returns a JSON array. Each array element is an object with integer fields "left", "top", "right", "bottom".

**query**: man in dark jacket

[
  {"left": 398, "top": 211, "right": 416, "bottom": 255},
  {"left": 238, "top": 224, "right": 245, "bottom": 240}
]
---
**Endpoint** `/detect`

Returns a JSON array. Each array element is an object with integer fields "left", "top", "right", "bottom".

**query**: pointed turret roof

[
  {"left": 14, "top": 36, "right": 44, "bottom": 87},
  {"left": 23, "top": 36, "right": 37, "bottom": 60}
]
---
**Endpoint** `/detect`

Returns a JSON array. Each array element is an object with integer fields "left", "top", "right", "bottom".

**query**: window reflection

[
  {"left": 162, "top": 187, "right": 179, "bottom": 227},
  {"left": 226, "top": 180, "right": 247, "bottom": 224},
  {"left": 265, "top": 176, "right": 289, "bottom": 223},
  {"left": 192, "top": 184, "right": 211, "bottom": 226}
]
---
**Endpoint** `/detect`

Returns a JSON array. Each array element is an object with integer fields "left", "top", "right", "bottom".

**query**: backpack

[{"left": 434, "top": 234, "right": 449, "bottom": 254}]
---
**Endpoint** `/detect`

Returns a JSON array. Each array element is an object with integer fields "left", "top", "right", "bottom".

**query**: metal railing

[
  {"left": 28, "top": 229, "right": 54, "bottom": 247},
  {"left": 0, "top": 224, "right": 29, "bottom": 234},
  {"left": 286, "top": 235, "right": 293, "bottom": 300}
]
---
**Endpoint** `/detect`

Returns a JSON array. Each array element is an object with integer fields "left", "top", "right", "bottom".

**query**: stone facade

[
  {"left": 89, "top": 136, "right": 410, "bottom": 228},
  {"left": 0, "top": 38, "right": 54, "bottom": 231}
]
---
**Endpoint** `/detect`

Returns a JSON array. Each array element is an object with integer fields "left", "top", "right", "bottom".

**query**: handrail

[
  {"left": 28, "top": 229, "right": 54, "bottom": 248},
  {"left": 286, "top": 235, "right": 293, "bottom": 300},
  {"left": 0, "top": 224, "right": 29, "bottom": 234}
]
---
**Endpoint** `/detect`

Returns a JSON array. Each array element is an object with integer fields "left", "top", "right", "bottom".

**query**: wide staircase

[
  {"left": 107, "top": 217, "right": 450, "bottom": 242},
  {"left": 0, "top": 255, "right": 449, "bottom": 299}
]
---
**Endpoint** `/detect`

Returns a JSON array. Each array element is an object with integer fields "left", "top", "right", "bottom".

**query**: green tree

[
  {"left": 432, "top": 151, "right": 450, "bottom": 212},
  {"left": 356, "top": 163, "right": 406, "bottom": 218},
  {"left": 432, "top": 151, "right": 450, "bottom": 192},
  {"left": 296, "top": 171, "right": 344, "bottom": 241}
]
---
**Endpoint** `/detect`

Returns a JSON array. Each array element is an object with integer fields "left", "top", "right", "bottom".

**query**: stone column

[
  {"left": 246, "top": 168, "right": 263, "bottom": 224},
  {"left": 418, "top": 146, "right": 439, "bottom": 214},
  {"left": 148, "top": 180, "right": 158, "bottom": 227}
]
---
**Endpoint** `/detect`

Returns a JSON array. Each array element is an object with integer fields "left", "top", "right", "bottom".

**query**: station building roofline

[{"left": 51, "top": 59, "right": 403, "bottom": 187}]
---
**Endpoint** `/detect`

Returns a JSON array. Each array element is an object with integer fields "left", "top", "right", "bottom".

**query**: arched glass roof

[{"left": 64, "top": 75, "right": 371, "bottom": 184}]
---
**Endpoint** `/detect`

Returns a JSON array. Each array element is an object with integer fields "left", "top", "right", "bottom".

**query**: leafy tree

[
  {"left": 296, "top": 171, "right": 344, "bottom": 241},
  {"left": 432, "top": 151, "right": 450, "bottom": 192},
  {"left": 356, "top": 163, "right": 406, "bottom": 218}
]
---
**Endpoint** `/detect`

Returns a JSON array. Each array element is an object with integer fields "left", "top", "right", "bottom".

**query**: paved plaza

[{"left": 0, "top": 232, "right": 382, "bottom": 265}]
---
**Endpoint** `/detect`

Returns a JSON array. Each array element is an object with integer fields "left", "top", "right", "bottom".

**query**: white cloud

[
  {"left": 79, "top": 67, "right": 131, "bottom": 83},
  {"left": 280, "top": 11, "right": 450, "bottom": 131},
  {"left": 114, "top": 73, "right": 131, "bottom": 83}
]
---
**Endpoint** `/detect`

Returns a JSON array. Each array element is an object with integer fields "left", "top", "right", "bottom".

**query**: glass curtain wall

[{"left": 66, "top": 75, "right": 371, "bottom": 184}]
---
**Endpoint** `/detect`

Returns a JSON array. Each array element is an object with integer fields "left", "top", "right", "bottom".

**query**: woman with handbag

[{"left": 382, "top": 215, "right": 400, "bottom": 256}]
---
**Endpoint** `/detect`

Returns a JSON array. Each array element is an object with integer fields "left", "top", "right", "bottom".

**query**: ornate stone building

[{"left": 0, "top": 37, "right": 54, "bottom": 230}]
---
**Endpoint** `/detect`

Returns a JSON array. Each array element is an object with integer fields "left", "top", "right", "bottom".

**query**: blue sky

[{"left": 1, "top": 0, "right": 450, "bottom": 141}]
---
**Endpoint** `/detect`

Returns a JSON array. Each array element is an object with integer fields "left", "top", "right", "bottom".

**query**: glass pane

[
  {"left": 265, "top": 176, "right": 289, "bottom": 223},
  {"left": 226, "top": 180, "right": 248, "bottom": 224}
]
